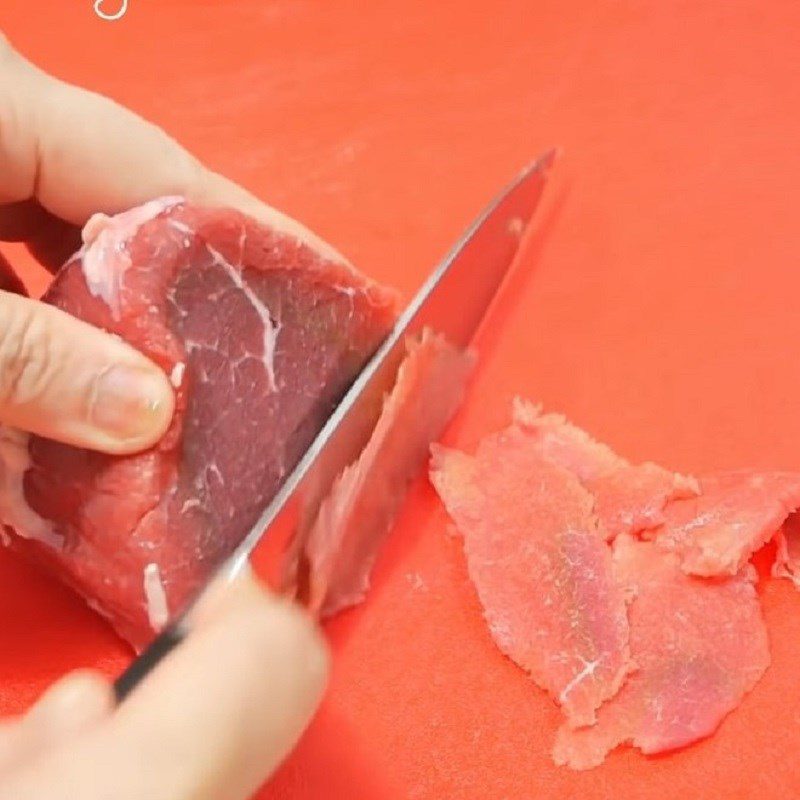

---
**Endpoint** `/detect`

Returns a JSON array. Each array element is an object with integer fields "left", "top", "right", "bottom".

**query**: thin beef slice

[
  {"left": 772, "top": 512, "right": 800, "bottom": 587},
  {"left": 429, "top": 425, "right": 632, "bottom": 729},
  {"left": 553, "top": 534, "right": 770, "bottom": 770},
  {"left": 0, "top": 197, "right": 398, "bottom": 649},
  {"left": 513, "top": 399, "right": 698, "bottom": 540},
  {"left": 648, "top": 471, "right": 800, "bottom": 576},
  {"left": 299, "top": 330, "right": 474, "bottom": 618}
]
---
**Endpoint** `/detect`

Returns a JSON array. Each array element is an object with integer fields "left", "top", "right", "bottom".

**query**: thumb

[{"left": 0, "top": 290, "right": 174, "bottom": 453}]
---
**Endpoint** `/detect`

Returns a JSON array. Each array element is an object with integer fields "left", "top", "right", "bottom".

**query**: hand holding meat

[{"left": 0, "top": 35, "right": 327, "bottom": 800}]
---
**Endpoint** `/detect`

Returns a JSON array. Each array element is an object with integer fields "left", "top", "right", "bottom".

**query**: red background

[{"left": 2, "top": 1, "right": 800, "bottom": 797}]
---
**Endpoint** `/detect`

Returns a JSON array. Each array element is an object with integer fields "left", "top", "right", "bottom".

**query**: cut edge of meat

[
  {"left": 512, "top": 397, "right": 699, "bottom": 495},
  {"left": 771, "top": 513, "right": 800, "bottom": 588},
  {"left": 650, "top": 472, "right": 800, "bottom": 578},
  {"left": 80, "top": 191, "right": 355, "bottom": 272},
  {"left": 512, "top": 398, "right": 623, "bottom": 475},
  {"left": 78, "top": 197, "right": 397, "bottom": 327},
  {"left": 199, "top": 192, "right": 354, "bottom": 268},
  {"left": 511, "top": 397, "right": 699, "bottom": 540},
  {"left": 299, "top": 329, "right": 475, "bottom": 618},
  {"left": 182, "top": 203, "right": 400, "bottom": 323}
]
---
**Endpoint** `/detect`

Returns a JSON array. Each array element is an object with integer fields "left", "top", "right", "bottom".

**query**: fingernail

[{"left": 91, "top": 365, "right": 172, "bottom": 443}]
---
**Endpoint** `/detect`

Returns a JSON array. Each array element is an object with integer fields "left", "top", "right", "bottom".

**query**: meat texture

[
  {"left": 430, "top": 424, "right": 632, "bottom": 729},
  {"left": 648, "top": 471, "right": 800, "bottom": 576},
  {"left": 0, "top": 197, "right": 398, "bottom": 649},
  {"left": 772, "top": 512, "right": 800, "bottom": 587},
  {"left": 553, "top": 535, "right": 770, "bottom": 770},
  {"left": 300, "top": 330, "right": 475, "bottom": 618},
  {"left": 513, "top": 400, "right": 698, "bottom": 541},
  {"left": 431, "top": 400, "right": 784, "bottom": 769}
]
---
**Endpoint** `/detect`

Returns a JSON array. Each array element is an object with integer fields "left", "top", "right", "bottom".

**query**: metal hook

[{"left": 94, "top": 0, "right": 128, "bottom": 21}]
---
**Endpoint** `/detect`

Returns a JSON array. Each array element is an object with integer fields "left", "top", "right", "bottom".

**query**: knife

[{"left": 113, "top": 149, "right": 555, "bottom": 702}]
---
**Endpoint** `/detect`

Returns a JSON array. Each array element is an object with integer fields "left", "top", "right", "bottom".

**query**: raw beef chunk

[{"left": 0, "top": 197, "right": 398, "bottom": 649}]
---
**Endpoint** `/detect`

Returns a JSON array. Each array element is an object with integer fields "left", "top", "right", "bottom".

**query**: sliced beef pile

[{"left": 431, "top": 400, "right": 800, "bottom": 769}]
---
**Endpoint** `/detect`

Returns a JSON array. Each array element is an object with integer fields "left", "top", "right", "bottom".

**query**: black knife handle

[{"left": 113, "top": 622, "right": 187, "bottom": 704}]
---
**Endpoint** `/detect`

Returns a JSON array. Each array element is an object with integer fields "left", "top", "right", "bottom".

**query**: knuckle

[
  {"left": 0, "top": 38, "right": 36, "bottom": 205},
  {"left": 0, "top": 31, "right": 22, "bottom": 71},
  {"left": 0, "top": 305, "right": 55, "bottom": 408}
]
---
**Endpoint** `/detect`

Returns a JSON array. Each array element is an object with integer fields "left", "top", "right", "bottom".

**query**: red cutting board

[{"left": 2, "top": 1, "right": 800, "bottom": 797}]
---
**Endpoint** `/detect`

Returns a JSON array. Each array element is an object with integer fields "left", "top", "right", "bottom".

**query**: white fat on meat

[
  {"left": 143, "top": 562, "right": 169, "bottom": 630},
  {"left": 206, "top": 244, "right": 280, "bottom": 391},
  {"left": 84, "top": 597, "right": 113, "bottom": 622},
  {"left": 232, "top": 200, "right": 350, "bottom": 267},
  {"left": 0, "top": 427, "right": 61, "bottom": 548},
  {"left": 170, "top": 362, "right": 185, "bottom": 388},
  {"left": 81, "top": 196, "right": 184, "bottom": 320}
]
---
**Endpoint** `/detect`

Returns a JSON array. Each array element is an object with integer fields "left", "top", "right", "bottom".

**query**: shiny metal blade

[
  {"left": 113, "top": 150, "right": 554, "bottom": 702},
  {"left": 226, "top": 148, "right": 555, "bottom": 581},
  {"left": 398, "top": 151, "right": 555, "bottom": 350}
]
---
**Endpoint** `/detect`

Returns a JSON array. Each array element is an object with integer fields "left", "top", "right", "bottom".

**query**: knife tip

[{"left": 524, "top": 147, "right": 559, "bottom": 177}]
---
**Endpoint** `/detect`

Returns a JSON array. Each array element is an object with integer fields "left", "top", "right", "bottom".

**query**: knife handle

[{"left": 113, "top": 621, "right": 187, "bottom": 703}]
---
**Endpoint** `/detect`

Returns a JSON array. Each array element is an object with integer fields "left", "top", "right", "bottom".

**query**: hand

[
  {"left": 0, "top": 34, "right": 329, "bottom": 799},
  {"left": 0, "top": 576, "right": 328, "bottom": 800},
  {"left": 0, "top": 31, "right": 327, "bottom": 455}
]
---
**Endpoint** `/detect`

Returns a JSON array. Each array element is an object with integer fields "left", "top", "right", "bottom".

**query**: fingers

[
  {"left": 0, "top": 291, "right": 174, "bottom": 453},
  {"left": 0, "top": 200, "right": 81, "bottom": 273},
  {"left": 0, "top": 36, "right": 343, "bottom": 264},
  {"left": 0, "top": 41, "right": 201, "bottom": 224},
  {"left": 105, "top": 576, "right": 328, "bottom": 800},
  {"left": 0, "top": 671, "right": 111, "bottom": 776},
  {"left": 0, "top": 577, "right": 328, "bottom": 800},
  {"left": 21, "top": 671, "right": 113, "bottom": 748}
]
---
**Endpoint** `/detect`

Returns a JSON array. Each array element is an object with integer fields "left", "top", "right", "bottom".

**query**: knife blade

[{"left": 113, "top": 149, "right": 555, "bottom": 702}]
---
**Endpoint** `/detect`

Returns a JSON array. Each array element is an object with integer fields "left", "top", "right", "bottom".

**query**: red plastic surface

[{"left": 2, "top": 2, "right": 800, "bottom": 797}]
